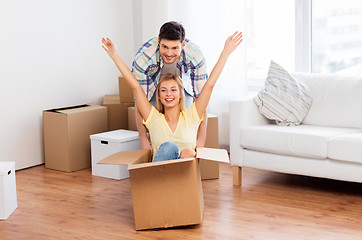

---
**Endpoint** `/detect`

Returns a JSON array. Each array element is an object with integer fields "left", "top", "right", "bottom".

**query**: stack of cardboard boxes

[
  {"left": 43, "top": 77, "right": 134, "bottom": 173},
  {"left": 103, "top": 77, "right": 135, "bottom": 131}
]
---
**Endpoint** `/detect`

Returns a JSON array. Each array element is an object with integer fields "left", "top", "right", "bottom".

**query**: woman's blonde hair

[{"left": 156, "top": 73, "right": 185, "bottom": 114}]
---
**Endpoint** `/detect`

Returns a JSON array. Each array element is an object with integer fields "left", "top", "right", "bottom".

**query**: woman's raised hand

[
  {"left": 102, "top": 37, "right": 119, "bottom": 59},
  {"left": 223, "top": 31, "right": 243, "bottom": 56}
]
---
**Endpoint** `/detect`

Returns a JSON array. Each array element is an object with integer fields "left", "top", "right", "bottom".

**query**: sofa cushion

[
  {"left": 328, "top": 132, "right": 362, "bottom": 164},
  {"left": 254, "top": 61, "right": 312, "bottom": 126},
  {"left": 292, "top": 73, "right": 362, "bottom": 128},
  {"left": 240, "top": 125, "right": 361, "bottom": 159}
]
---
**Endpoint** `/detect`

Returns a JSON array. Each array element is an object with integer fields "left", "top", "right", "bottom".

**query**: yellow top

[{"left": 143, "top": 102, "right": 203, "bottom": 160}]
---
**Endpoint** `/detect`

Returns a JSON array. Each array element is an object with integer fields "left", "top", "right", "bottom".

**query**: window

[
  {"left": 249, "top": 0, "right": 362, "bottom": 90},
  {"left": 165, "top": 0, "right": 362, "bottom": 92},
  {"left": 246, "top": 0, "right": 295, "bottom": 91},
  {"left": 312, "top": 0, "right": 362, "bottom": 74}
]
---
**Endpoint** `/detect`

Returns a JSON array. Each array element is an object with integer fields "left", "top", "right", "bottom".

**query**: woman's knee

[
  {"left": 153, "top": 142, "right": 179, "bottom": 162},
  {"left": 159, "top": 142, "right": 178, "bottom": 152},
  {"left": 180, "top": 148, "right": 196, "bottom": 158}
]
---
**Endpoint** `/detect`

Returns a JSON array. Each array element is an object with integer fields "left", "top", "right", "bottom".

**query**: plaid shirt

[{"left": 132, "top": 37, "right": 208, "bottom": 100}]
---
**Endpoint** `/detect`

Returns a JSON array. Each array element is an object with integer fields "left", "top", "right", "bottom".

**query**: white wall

[
  {"left": 132, "top": 0, "right": 169, "bottom": 50},
  {"left": 0, "top": 0, "right": 134, "bottom": 170}
]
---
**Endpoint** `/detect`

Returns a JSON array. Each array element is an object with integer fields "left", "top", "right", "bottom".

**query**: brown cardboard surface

[
  {"left": 200, "top": 114, "right": 220, "bottom": 180},
  {"left": 43, "top": 104, "right": 107, "bottom": 172},
  {"left": 98, "top": 147, "right": 227, "bottom": 168},
  {"left": 129, "top": 159, "right": 203, "bottom": 230},
  {"left": 97, "top": 147, "right": 228, "bottom": 230},
  {"left": 128, "top": 157, "right": 194, "bottom": 171},
  {"left": 127, "top": 106, "right": 137, "bottom": 131},
  {"left": 103, "top": 95, "right": 134, "bottom": 131},
  {"left": 119, "top": 76, "right": 134, "bottom": 103},
  {"left": 98, "top": 149, "right": 151, "bottom": 166},
  {"left": 43, "top": 112, "right": 69, "bottom": 171}
]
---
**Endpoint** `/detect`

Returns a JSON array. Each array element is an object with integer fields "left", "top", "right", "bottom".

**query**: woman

[{"left": 102, "top": 32, "right": 242, "bottom": 161}]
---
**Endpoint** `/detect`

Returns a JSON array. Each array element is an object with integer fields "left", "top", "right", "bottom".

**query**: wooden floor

[{"left": 1, "top": 163, "right": 362, "bottom": 240}]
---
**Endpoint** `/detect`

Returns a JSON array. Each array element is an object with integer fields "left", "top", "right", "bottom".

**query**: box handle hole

[
  {"left": 8, "top": 170, "right": 11, "bottom": 175},
  {"left": 101, "top": 140, "right": 108, "bottom": 145}
]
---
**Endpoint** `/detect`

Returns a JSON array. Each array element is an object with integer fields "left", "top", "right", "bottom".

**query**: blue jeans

[{"left": 153, "top": 142, "right": 180, "bottom": 162}]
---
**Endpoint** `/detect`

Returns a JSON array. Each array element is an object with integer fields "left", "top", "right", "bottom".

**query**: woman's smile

[{"left": 165, "top": 98, "right": 175, "bottom": 102}]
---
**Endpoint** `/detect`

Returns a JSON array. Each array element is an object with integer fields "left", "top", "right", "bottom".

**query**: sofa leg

[{"left": 233, "top": 166, "right": 242, "bottom": 186}]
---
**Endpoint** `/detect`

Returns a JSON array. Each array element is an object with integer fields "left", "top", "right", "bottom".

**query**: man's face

[{"left": 159, "top": 39, "right": 185, "bottom": 64}]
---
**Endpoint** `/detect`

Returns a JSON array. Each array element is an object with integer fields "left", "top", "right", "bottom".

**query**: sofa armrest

[{"left": 229, "top": 95, "right": 269, "bottom": 166}]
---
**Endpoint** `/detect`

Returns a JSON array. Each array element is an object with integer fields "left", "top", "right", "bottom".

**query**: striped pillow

[{"left": 254, "top": 60, "right": 312, "bottom": 126}]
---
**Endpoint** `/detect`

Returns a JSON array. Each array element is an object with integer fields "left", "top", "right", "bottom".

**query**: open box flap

[
  {"left": 127, "top": 157, "right": 194, "bottom": 171},
  {"left": 196, "top": 147, "right": 229, "bottom": 163},
  {"left": 97, "top": 147, "right": 228, "bottom": 169},
  {"left": 97, "top": 149, "right": 151, "bottom": 165},
  {"left": 128, "top": 147, "right": 229, "bottom": 171}
]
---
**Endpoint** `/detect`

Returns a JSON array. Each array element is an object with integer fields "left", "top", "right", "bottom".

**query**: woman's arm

[
  {"left": 195, "top": 32, "right": 243, "bottom": 118},
  {"left": 102, "top": 38, "right": 152, "bottom": 120}
]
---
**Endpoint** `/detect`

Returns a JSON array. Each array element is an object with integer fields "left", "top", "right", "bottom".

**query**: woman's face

[{"left": 158, "top": 79, "right": 181, "bottom": 109}]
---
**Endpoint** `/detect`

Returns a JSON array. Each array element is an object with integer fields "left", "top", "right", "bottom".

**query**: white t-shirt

[{"left": 160, "top": 60, "right": 178, "bottom": 77}]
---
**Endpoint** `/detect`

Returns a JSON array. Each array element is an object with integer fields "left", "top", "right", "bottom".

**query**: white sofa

[{"left": 230, "top": 72, "right": 362, "bottom": 185}]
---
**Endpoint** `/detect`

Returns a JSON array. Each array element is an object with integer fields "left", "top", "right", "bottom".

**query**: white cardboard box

[
  {"left": 90, "top": 130, "right": 141, "bottom": 180},
  {"left": 0, "top": 162, "right": 17, "bottom": 220}
]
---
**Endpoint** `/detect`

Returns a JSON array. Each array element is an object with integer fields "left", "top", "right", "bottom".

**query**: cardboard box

[
  {"left": 103, "top": 95, "right": 135, "bottom": 131},
  {"left": 43, "top": 104, "right": 108, "bottom": 172},
  {"left": 200, "top": 114, "right": 220, "bottom": 180},
  {"left": 119, "top": 76, "right": 134, "bottom": 103},
  {"left": 0, "top": 162, "right": 17, "bottom": 220},
  {"left": 90, "top": 130, "right": 141, "bottom": 180},
  {"left": 128, "top": 106, "right": 137, "bottom": 131},
  {"left": 98, "top": 147, "right": 229, "bottom": 230}
]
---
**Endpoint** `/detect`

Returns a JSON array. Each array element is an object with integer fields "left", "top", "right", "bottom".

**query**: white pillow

[{"left": 254, "top": 60, "right": 312, "bottom": 126}]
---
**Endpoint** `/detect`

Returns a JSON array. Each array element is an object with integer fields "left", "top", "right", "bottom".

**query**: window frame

[
  {"left": 247, "top": 0, "right": 312, "bottom": 91},
  {"left": 295, "top": 0, "right": 312, "bottom": 73}
]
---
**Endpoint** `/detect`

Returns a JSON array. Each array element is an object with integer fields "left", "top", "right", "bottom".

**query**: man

[{"left": 132, "top": 21, "right": 208, "bottom": 153}]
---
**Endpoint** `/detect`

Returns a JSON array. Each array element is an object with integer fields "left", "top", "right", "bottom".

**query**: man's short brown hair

[{"left": 158, "top": 21, "right": 185, "bottom": 42}]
